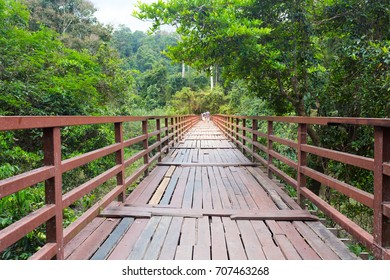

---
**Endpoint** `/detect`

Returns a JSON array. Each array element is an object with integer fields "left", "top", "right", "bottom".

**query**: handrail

[
  {"left": 0, "top": 115, "right": 199, "bottom": 259},
  {"left": 213, "top": 114, "right": 390, "bottom": 260}
]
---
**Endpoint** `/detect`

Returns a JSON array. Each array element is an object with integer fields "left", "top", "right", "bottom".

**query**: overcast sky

[{"left": 89, "top": 0, "right": 157, "bottom": 32}]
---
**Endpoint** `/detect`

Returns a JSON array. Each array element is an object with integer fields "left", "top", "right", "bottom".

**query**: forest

[{"left": 0, "top": 0, "right": 389, "bottom": 259}]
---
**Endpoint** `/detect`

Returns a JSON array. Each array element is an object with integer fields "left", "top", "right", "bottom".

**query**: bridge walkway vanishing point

[{"left": 64, "top": 121, "right": 357, "bottom": 260}]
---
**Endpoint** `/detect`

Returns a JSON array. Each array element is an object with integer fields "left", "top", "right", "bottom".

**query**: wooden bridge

[{"left": 0, "top": 115, "right": 389, "bottom": 260}]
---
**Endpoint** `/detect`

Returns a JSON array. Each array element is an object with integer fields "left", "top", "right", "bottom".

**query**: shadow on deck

[{"left": 64, "top": 121, "right": 357, "bottom": 260}]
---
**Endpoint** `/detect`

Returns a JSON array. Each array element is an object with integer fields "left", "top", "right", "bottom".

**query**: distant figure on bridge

[
  {"left": 201, "top": 113, "right": 205, "bottom": 121},
  {"left": 204, "top": 111, "right": 210, "bottom": 122}
]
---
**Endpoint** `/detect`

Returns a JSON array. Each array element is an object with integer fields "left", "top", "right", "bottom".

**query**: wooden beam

[
  {"left": 100, "top": 205, "right": 318, "bottom": 221},
  {"left": 156, "top": 162, "right": 259, "bottom": 167}
]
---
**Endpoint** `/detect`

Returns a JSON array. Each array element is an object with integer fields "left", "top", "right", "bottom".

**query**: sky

[{"left": 88, "top": 0, "right": 158, "bottom": 32}]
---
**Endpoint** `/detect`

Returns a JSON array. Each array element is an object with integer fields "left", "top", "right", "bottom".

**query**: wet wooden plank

[
  {"left": 67, "top": 218, "right": 120, "bottom": 260},
  {"left": 108, "top": 218, "right": 149, "bottom": 260},
  {"left": 143, "top": 216, "right": 173, "bottom": 260},
  {"left": 219, "top": 167, "right": 240, "bottom": 209},
  {"left": 251, "top": 220, "right": 285, "bottom": 260},
  {"left": 306, "top": 221, "right": 357, "bottom": 260},
  {"left": 225, "top": 231, "right": 247, "bottom": 260},
  {"left": 192, "top": 167, "right": 203, "bottom": 209},
  {"left": 293, "top": 221, "right": 340, "bottom": 260},
  {"left": 273, "top": 234, "right": 302, "bottom": 260},
  {"left": 170, "top": 167, "right": 190, "bottom": 207},
  {"left": 278, "top": 221, "right": 321, "bottom": 260},
  {"left": 193, "top": 245, "right": 211, "bottom": 260},
  {"left": 221, "top": 217, "right": 246, "bottom": 260},
  {"left": 237, "top": 220, "right": 266, "bottom": 259},
  {"left": 211, "top": 217, "right": 228, "bottom": 260},
  {"left": 197, "top": 216, "right": 211, "bottom": 246},
  {"left": 247, "top": 167, "right": 300, "bottom": 210},
  {"left": 180, "top": 218, "right": 196, "bottom": 245},
  {"left": 127, "top": 217, "right": 161, "bottom": 260},
  {"left": 159, "top": 217, "right": 184, "bottom": 260},
  {"left": 207, "top": 166, "right": 223, "bottom": 210},
  {"left": 64, "top": 217, "right": 105, "bottom": 259},
  {"left": 91, "top": 217, "right": 134, "bottom": 260},
  {"left": 175, "top": 245, "right": 193, "bottom": 260},
  {"left": 182, "top": 168, "right": 195, "bottom": 209}
]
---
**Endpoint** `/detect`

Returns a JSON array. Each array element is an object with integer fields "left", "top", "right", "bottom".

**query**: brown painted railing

[
  {"left": 213, "top": 115, "right": 390, "bottom": 260},
  {"left": 0, "top": 115, "right": 198, "bottom": 259}
]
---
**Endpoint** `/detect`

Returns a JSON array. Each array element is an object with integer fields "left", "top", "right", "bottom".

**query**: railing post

[
  {"left": 115, "top": 122, "right": 125, "bottom": 201},
  {"left": 156, "top": 119, "right": 162, "bottom": 162},
  {"left": 297, "top": 123, "right": 307, "bottom": 207},
  {"left": 175, "top": 116, "right": 179, "bottom": 143},
  {"left": 142, "top": 120, "right": 149, "bottom": 176},
  {"left": 43, "top": 127, "right": 63, "bottom": 260},
  {"left": 242, "top": 118, "right": 247, "bottom": 154},
  {"left": 373, "top": 126, "right": 390, "bottom": 258},
  {"left": 235, "top": 118, "right": 239, "bottom": 144},
  {"left": 252, "top": 119, "right": 258, "bottom": 162},
  {"left": 230, "top": 117, "right": 234, "bottom": 140},
  {"left": 267, "top": 121, "right": 273, "bottom": 179},
  {"left": 164, "top": 117, "right": 169, "bottom": 153},
  {"left": 170, "top": 117, "right": 174, "bottom": 147}
]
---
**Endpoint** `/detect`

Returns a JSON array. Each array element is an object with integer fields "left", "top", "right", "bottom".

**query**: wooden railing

[
  {"left": 213, "top": 115, "right": 390, "bottom": 260},
  {"left": 0, "top": 115, "right": 199, "bottom": 259}
]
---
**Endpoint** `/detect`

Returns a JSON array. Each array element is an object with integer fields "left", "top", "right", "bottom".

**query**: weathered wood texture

[{"left": 64, "top": 121, "right": 357, "bottom": 260}]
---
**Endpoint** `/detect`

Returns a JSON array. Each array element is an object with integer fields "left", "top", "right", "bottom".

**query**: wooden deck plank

[
  {"left": 193, "top": 245, "right": 211, "bottom": 260},
  {"left": 247, "top": 167, "right": 300, "bottom": 210},
  {"left": 219, "top": 167, "right": 240, "bottom": 209},
  {"left": 201, "top": 167, "right": 213, "bottom": 210},
  {"left": 64, "top": 217, "right": 105, "bottom": 259},
  {"left": 67, "top": 218, "right": 120, "bottom": 260},
  {"left": 182, "top": 168, "right": 195, "bottom": 209},
  {"left": 293, "top": 221, "right": 340, "bottom": 260},
  {"left": 237, "top": 220, "right": 266, "bottom": 259},
  {"left": 149, "top": 177, "right": 170, "bottom": 205},
  {"left": 159, "top": 217, "right": 184, "bottom": 260},
  {"left": 160, "top": 167, "right": 182, "bottom": 205},
  {"left": 91, "top": 217, "right": 134, "bottom": 260},
  {"left": 127, "top": 216, "right": 161, "bottom": 260},
  {"left": 126, "top": 166, "right": 169, "bottom": 204},
  {"left": 278, "top": 221, "right": 321, "bottom": 260},
  {"left": 251, "top": 220, "right": 285, "bottom": 260},
  {"left": 192, "top": 167, "right": 203, "bottom": 209},
  {"left": 165, "top": 166, "right": 176, "bottom": 178},
  {"left": 306, "top": 221, "right": 357, "bottom": 260},
  {"left": 169, "top": 167, "right": 190, "bottom": 207},
  {"left": 211, "top": 217, "right": 228, "bottom": 260},
  {"left": 207, "top": 166, "right": 223, "bottom": 210},
  {"left": 180, "top": 218, "right": 196, "bottom": 246},
  {"left": 197, "top": 216, "right": 211, "bottom": 246},
  {"left": 143, "top": 216, "right": 173, "bottom": 260},
  {"left": 175, "top": 245, "right": 193, "bottom": 260},
  {"left": 107, "top": 218, "right": 149, "bottom": 260},
  {"left": 274, "top": 234, "right": 302, "bottom": 260},
  {"left": 224, "top": 231, "right": 247, "bottom": 260}
]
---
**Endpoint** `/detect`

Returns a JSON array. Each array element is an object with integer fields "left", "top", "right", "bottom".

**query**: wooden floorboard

[{"left": 64, "top": 120, "right": 358, "bottom": 260}]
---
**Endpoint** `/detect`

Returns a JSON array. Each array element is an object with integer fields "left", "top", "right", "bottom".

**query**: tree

[
  {"left": 136, "top": 0, "right": 322, "bottom": 142},
  {"left": 25, "top": 0, "right": 112, "bottom": 52}
]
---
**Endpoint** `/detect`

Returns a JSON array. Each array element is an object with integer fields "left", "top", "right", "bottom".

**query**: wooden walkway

[{"left": 64, "top": 121, "right": 357, "bottom": 260}]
